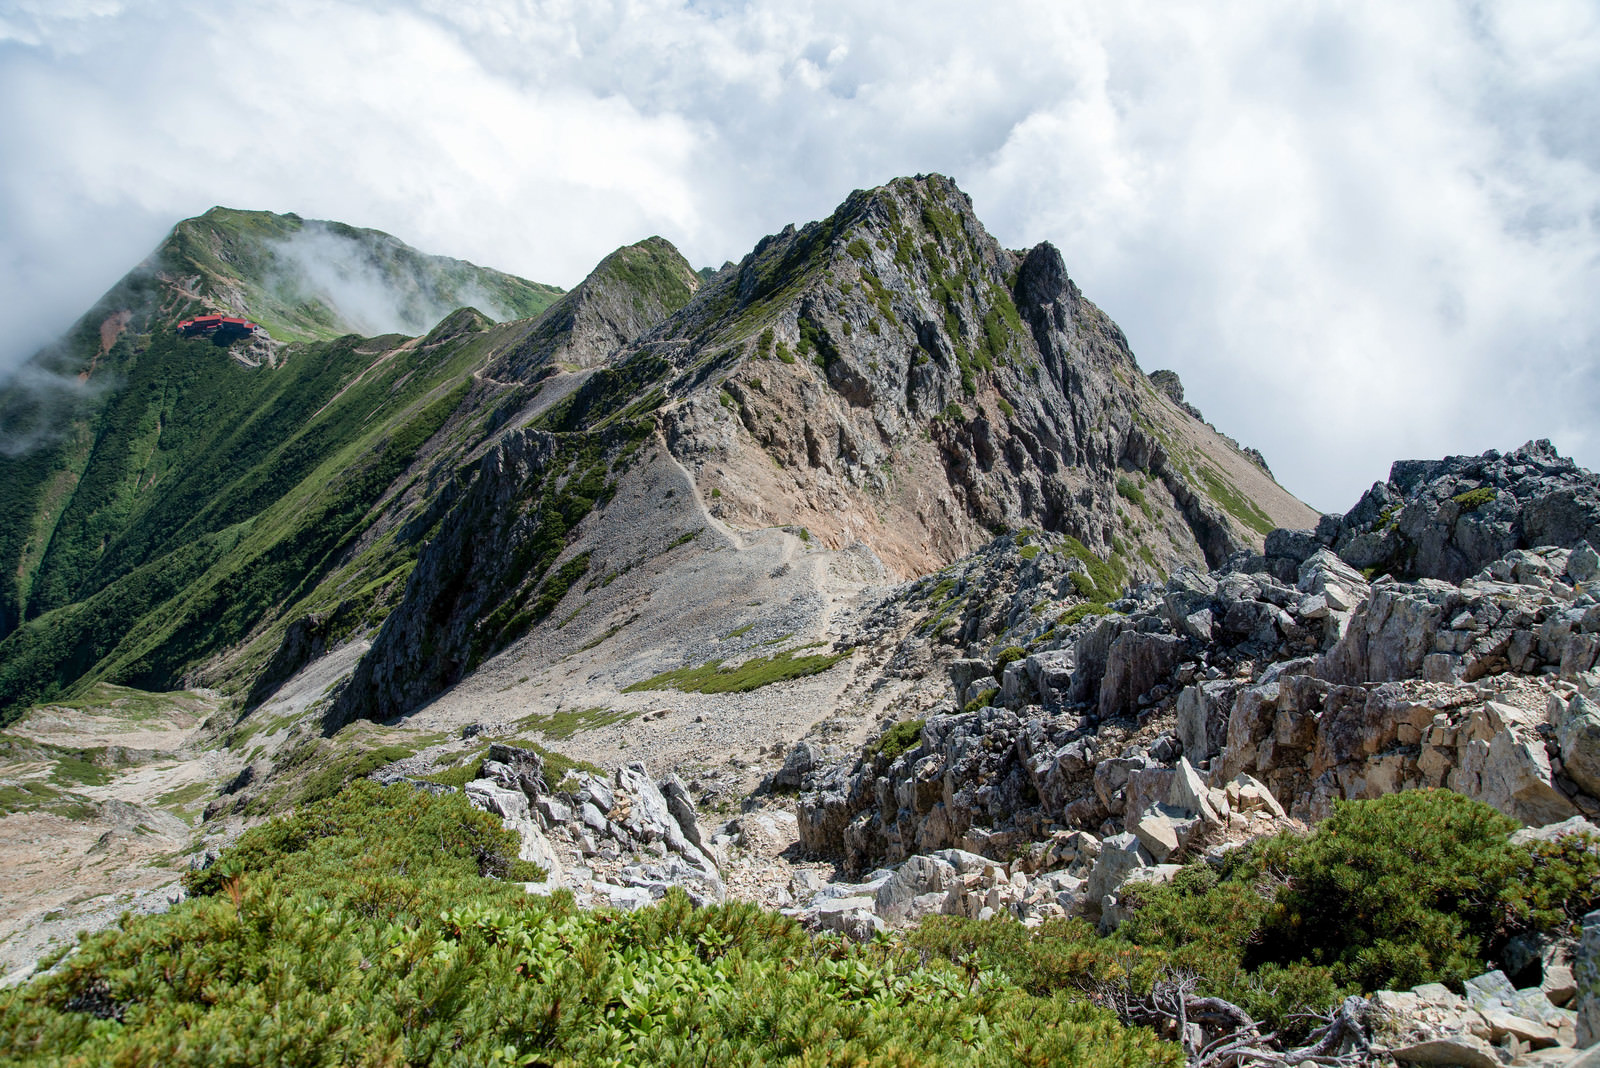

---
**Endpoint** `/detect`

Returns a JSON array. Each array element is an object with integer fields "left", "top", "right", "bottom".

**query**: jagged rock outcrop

[
  {"left": 445, "top": 744, "right": 725, "bottom": 909},
  {"left": 798, "top": 450, "right": 1600, "bottom": 888},
  {"left": 1319, "top": 439, "right": 1600, "bottom": 583}
]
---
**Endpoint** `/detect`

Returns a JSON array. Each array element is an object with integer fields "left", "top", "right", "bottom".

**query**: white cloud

[{"left": 0, "top": 0, "right": 1595, "bottom": 511}]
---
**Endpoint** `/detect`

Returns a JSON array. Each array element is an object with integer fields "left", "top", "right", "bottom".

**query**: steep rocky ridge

[
  {"left": 639, "top": 175, "right": 1315, "bottom": 578},
  {"left": 324, "top": 175, "right": 1315, "bottom": 729}
]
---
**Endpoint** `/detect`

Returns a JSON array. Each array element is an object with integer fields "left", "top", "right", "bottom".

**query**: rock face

[
  {"left": 1320, "top": 440, "right": 1600, "bottom": 583},
  {"left": 481, "top": 237, "right": 700, "bottom": 380},
  {"left": 643, "top": 175, "right": 1314, "bottom": 579},
  {"left": 455, "top": 745, "right": 724, "bottom": 909}
]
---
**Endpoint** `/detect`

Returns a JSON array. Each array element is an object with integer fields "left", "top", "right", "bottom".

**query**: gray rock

[
  {"left": 1571, "top": 541, "right": 1600, "bottom": 585},
  {"left": 1098, "top": 632, "right": 1185, "bottom": 719},
  {"left": 1386, "top": 1037, "right": 1501, "bottom": 1068},
  {"left": 1578, "top": 909, "right": 1600, "bottom": 1047},
  {"left": 487, "top": 743, "right": 547, "bottom": 798},
  {"left": 948, "top": 659, "right": 992, "bottom": 702},
  {"left": 1557, "top": 694, "right": 1600, "bottom": 798},
  {"left": 1509, "top": 815, "right": 1600, "bottom": 848},
  {"left": 1266, "top": 528, "right": 1320, "bottom": 565},
  {"left": 1083, "top": 831, "right": 1152, "bottom": 910},
  {"left": 774, "top": 740, "right": 825, "bottom": 789},
  {"left": 813, "top": 896, "right": 884, "bottom": 941},
  {"left": 658, "top": 772, "right": 707, "bottom": 853},
  {"left": 1131, "top": 806, "right": 1189, "bottom": 863},
  {"left": 875, "top": 855, "right": 958, "bottom": 924}
]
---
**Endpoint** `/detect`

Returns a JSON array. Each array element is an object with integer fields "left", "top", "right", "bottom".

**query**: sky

[{"left": 0, "top": 1, "right": 1596, "bottom": 512}]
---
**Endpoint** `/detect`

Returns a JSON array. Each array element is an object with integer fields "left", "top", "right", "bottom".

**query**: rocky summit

[{"left": 0, "top": 178, "right": 1597, "bottom": 1067}]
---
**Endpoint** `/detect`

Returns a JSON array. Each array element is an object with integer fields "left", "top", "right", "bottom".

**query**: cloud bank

[{"left": 0, "top": 0, "right": 1595, "bottom": 510}]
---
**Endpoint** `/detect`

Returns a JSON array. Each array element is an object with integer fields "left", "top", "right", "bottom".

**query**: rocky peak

[
  {"left": 1311, "top": 439, "right": 1600, "bottom": 583},
  {"left": 630, "top": 173, "right": 1313, "bottom": 578},
  {"left": 482, "top": 236, "right": 699, "bottom": 382}
]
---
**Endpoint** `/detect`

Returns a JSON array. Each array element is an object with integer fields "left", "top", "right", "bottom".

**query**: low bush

[
  {"left": 0, "top": 782, "right": 1179, "bottom": 1067},
  {"left": 1119, "top": 790, "right": 1600, "bottom": 1021},
  {"left": 869, "top": 718, "right": 925, "bottom": 762}
]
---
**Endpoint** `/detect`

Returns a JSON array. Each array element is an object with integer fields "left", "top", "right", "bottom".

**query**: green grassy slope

[
  {"left": 0, "top": 317, "right": 490, "bottom": 719},
  {"left": 0, "top": 213, "right": 715, "bottom": 727},
  {"left": 0, "top": 209, "right": 562, "bottom": 652}
]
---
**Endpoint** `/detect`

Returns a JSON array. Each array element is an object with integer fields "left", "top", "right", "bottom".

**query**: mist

[
  {"left": 0, "top": 362, "right": 108, "bottom": 457},
  {"left": 266, "top": 222, "right": 518, "bottom": 337}
]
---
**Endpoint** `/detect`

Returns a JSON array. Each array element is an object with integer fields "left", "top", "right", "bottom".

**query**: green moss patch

[{"left": 622, "top": 648, "right": 849, "bottom": 695}]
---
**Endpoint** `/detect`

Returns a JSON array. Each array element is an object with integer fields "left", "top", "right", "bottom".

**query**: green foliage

[
  {"left": 522, "top": 705, "right": 638, "bottom": 741},
  {"left": 1058, "top": 602, "right": 1113, "bottom": 628},
  {"left": 296, "top": 744, "right": 418, "bottom": 806},
  {"left": 622, "top": 648, "right": 848, "bottom": 695},
  {"left": 1115, "top": 477, "right": 1145, "bottom": 508},
  {"left": 993, "top": 646, "right": 1027, "bottom": 677},
  {"left": 964, "top": 687, "right": 999, "bottom": 712},
  {"left": 1193, "top": 465, "right": 1275, "bottom": 538},
  {"left": 0, "top": 781, "right": 1177, "bottom": 1067},
  {"left": 1061, "top": 536, "right": 1127, "bottom": 604},
  {"left": 1452, "top": 487, "right": 1496, "bottom": 512},
  {"left": 1120, "top": 790, "right": 1600, "bottom": 1013},
  {"left": 869, "top": 718, "right": 925, "bottom": 762}
]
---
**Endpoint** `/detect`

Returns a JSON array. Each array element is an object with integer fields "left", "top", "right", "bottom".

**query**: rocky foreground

[{"left": 355, "top": 441, "right": 1600, "bottom": 1066}]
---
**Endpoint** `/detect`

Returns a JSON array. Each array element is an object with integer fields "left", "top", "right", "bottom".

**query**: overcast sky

[{"left": 1, "top": 1, "right": 1596, "bottom": 511}]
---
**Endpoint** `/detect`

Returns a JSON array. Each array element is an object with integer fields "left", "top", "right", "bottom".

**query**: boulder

[
  {"left": 1556, "top": 694, "right": 1600, "bottom": 798},
  {"left": 875, "top": 855, "right": 959, "bottom": 924},
  {"left": 774, "top": 740, "right": 825, "bottom": 789},
  {"left": 1131, "top": 806, "right": 1188, "bottom": 863},
  {"left": 1166, "top": 756, "right": 1220, "bottom": 824},
  {"left": 1386, "top": 1037, "right": 1501, "bottom": 1068},
  {"left": 1579, "top": 909, "right": 1600, "bottom": 1048},
  {"left": 813, "top": 896, "right": 884, "bottom": 941},
  {"left": 1084, "top": 831, "right": 1152, "bottom": 911},
  {"left": 1571, "top": 541, "right": 1600, "bottom": 585}
]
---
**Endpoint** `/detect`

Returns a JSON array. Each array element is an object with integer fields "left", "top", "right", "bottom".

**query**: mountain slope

[
  {"left": 0, "top": 209, "right": 562, "bottom": 644},
  {"left": 329, "top": 175, "right": 1316, "bottom": 727}
]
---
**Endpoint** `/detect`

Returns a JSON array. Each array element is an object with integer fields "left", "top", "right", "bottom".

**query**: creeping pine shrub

[
  {"left": 1120, "top": 789, "right": 1600, "bottom": 1012},
  {"left": 992, "top": 646, "right": 1027, "bottom": 678},
  {"left": 0, "top": 783, "right": 1178, "bottom": 1067},
  {"left": 870, "top": 718, "right": 925, "bottom": 762},
  {"left": 1452, "top": 487, "right": 1496, "bottom": 512}
]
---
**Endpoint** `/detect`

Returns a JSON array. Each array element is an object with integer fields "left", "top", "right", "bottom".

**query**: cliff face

[{"left": 640, "top": 176, "right": 1314, "bottom": 578}]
